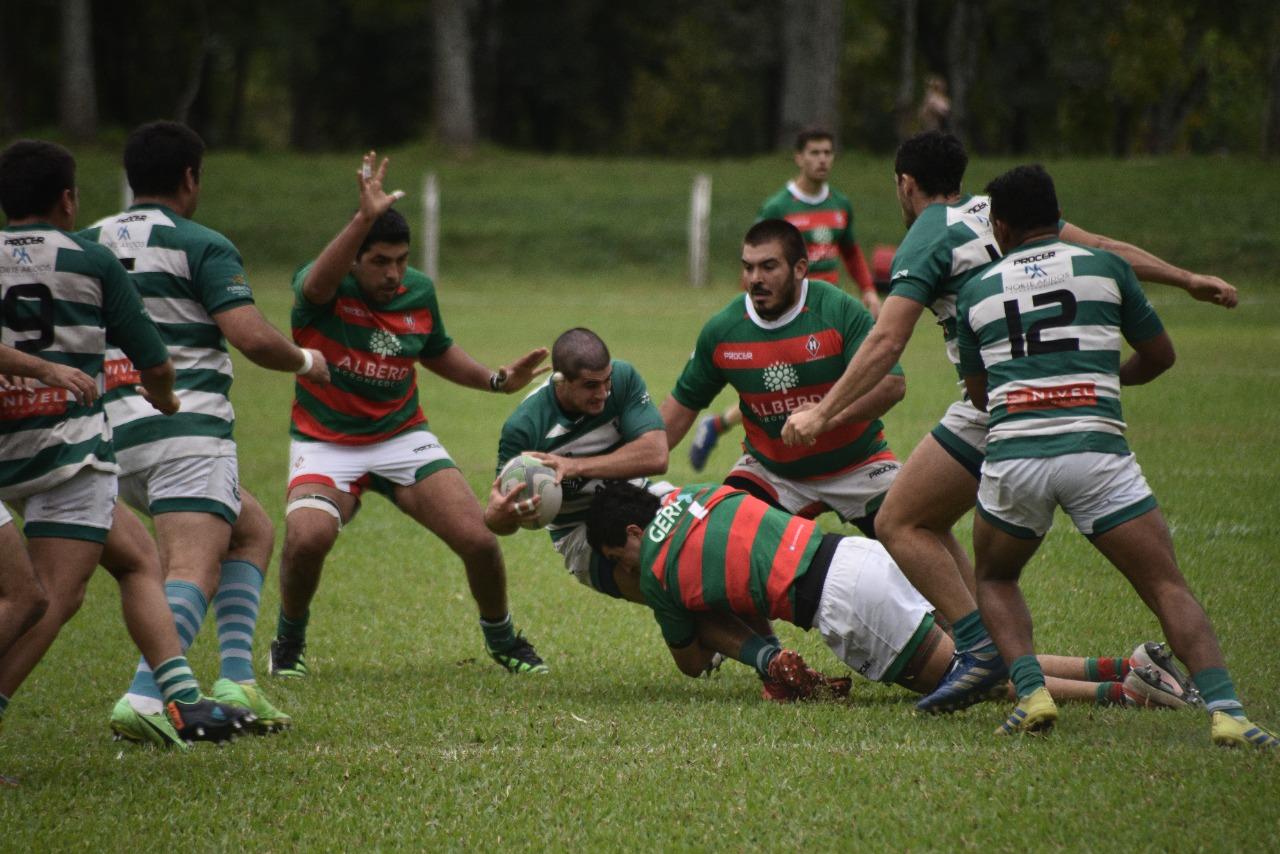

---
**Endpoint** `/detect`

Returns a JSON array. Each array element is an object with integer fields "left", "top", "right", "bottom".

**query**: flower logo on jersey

[
  {"left": 368, "top": 329, "right": 402, "bottom": 357},
  {"left": 811, "top": 227, "right": 833, "bottom": 244},
  {"left": 762, "top": 361, "right": 800, "bottom": 394}
]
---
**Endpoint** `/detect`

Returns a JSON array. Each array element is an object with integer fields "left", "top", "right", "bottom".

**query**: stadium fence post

[
  {"left": 423, "top": 172, "right": 440, "bottom": 280},
  {"left": 689, "top": 172, "right": 712, "bottom": 287}
]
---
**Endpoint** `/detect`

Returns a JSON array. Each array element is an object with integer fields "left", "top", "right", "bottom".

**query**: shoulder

[
  {"left": 808, "top": 279, "right": 867, "bottom": 318},
  {"left": 700, "top": 296, "right": 750, "bottom": 338},
  {"left": 401, "top": 267, "right": 439, "bottom": 301},
  {"left": 758, "top": 187, "right": 792, "bottom": 213},
  {"left": 502, "top": 384, "right": 555, "bottom": 437},
  {"left": 610, "top": 358, "right": 643, "bottom": 384},
  {"left": 181, "top": 218, "right": 240, "bottom": 257},
  {"left": 828, "top": 187, "right": 853, "bottom": 209}
]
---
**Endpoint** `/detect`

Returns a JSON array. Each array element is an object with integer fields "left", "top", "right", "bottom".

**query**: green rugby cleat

[
  {"left": 487, "top": 632, "right": 549, "bottom": 674},
  {"left": 109, "top": 695, "right": 188, "bottom": 750},
  {"left": 996, "top": 686, "right": 1058, "bottom": 736},
  {"left": 213, "top": 678, "right": 292, "bottom": 733},
  {"left": 1211, "top": 711, "right": 1279, "bottom": 750},
  {"left": 269, "top": 636, "right": 308, "bottom": 678}
]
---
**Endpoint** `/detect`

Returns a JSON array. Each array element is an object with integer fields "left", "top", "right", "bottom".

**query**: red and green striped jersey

[
  {"left": 638, "top": 484, "right": 825, "bottom": 646},
  {"left": 82, "top": 204, "right": 252, "bottom": 471},
  {"left": 758, "top": 182, "right": 867, "bottom": 289},
  {"left": 671, "top": 279, "right": 898, "bottom": 479},
  {"left": 289, "top": 263, "right": 452, "bottom": 445},
  {"left": 956, "top": 238, "right": 1164, "bottom": 461},
  {"left": 0, "top": 224, "right": 167, "bottom": 498}
]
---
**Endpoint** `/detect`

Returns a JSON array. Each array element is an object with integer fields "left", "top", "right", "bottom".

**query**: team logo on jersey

[
  {"left": 10, "top": 246, "right": 32, "bottom": 264},
  {"left": 116, "top": 225, "right": 131, "bottom": 241},
  {"left": 368, "top": 329, "right": 403, "bottom": 357},
  {"left": 805, "top": 335, "right": 820, "bottom": 358},
  {"left": 811, "top": 226, "right": 833, "bottom": 244},
  {"left": 762, "top": 361, "right": 800, "bottom": 394},
  {"left": 1025, "top": 264, "right": 1048, "bottom": 279},
  {"left": 402, "top": 312, "right": 415, "bottom": 329}
]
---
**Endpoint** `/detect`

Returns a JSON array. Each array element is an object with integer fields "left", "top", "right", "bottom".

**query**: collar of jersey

[
  {"left": 786, "top": 180, "right": 830, "bottom": 205},
  {"left": 744, "top": 278, "right": 809, "bottom": 330}
]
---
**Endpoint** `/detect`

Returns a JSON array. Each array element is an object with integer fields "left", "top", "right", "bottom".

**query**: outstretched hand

[
  {"left": 498, "top": 347, "right": 551, "bottom": 393},
  {"left": 356, "top": 151, "right": 406, "bottom": 222},
  {"left": 1185, "top": 273, "right": 1238, "bottom": 309}
]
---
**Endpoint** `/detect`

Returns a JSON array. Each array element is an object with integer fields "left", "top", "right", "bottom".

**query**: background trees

[{"left": 3, "top": 0, "right": 1277, "bottom": 156}]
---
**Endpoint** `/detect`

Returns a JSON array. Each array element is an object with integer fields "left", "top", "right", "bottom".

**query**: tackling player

[
  {"left": 782, "top": 131, "right": 1240, "bottom": 715},
  {"left": 689, "top": 129, "right": 880, "bottom": 471},
  {"left": 956, "top": 165, "right": 1274, "bottom": 747},
  {"left": 662, "top": 219, "right": 905, "bottom": 540},
  {"left": 84, "top": 121, "right": 321, "bottom": 744},
  {"left": 484, "top": 328, "right": 672, "bottom": 598},
  {"left": 0, "top": 140, "right": 250, "bottom": 752},
  {"left": 586, "top": 481, "right": 1196, "bottom": 709},
  {"left": 272, "top": 152, "right": 551, "bottom": 678}
]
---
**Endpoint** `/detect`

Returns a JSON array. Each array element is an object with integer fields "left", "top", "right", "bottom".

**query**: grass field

[{"left": 2, "top": 145, "right": 1279, "bottom": 849}]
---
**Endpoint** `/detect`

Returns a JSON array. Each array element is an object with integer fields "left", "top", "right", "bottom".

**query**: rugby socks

[
  {"left": 480, "top": 613, "right": 517, "bottom": 652},
  {"left": 126, "top": 580, "right": 208, "bottom": 713},
  {"left": 1085, "top": 656, "right": 1130, "bottom": 682},
  {"left": 1193, "top": 667, "right": 1246, "bottom": 719},
  {"left": 1095, "top": 682, "right": 1128, "bottom": 706},
  {"left": 214, "top": 560, "right": 264, "bottom": 683},
  {"left": 276, "top": 609, "right": 310, "bottom": 643},
  {"left": 952, "top": 609, "right": 996, "bottom": 654},
  {"left": 1009, "top": 655, "right": 1045, "bottom": 699},
  {"left": 153, "top": 657, "right": 201, "bottom": 705},
  {"left": 741, "top": 635, "right": 782, "bottom": 677}
]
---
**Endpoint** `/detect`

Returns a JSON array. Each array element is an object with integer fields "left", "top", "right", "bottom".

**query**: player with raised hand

[
  {"left": 83, "top": 121, "right": 316, "bottom": 742},
  {"left": 272, "top": 151, "right": 551, "bottom": 679},
  {"left": 0, "top": 140, "right": 251, "bottom": 755},
  {"left": 781, "top": 131, "right": 1240, "bottom": 717},
  {"left": 956, "top": 165, "right": 1273, "bottom": 746},
  {"left": 586, "top": 481, "right": 1200, "bottom": 710},
  {"left": 485, "top": 327, "right": 672, "bottom": 597}
]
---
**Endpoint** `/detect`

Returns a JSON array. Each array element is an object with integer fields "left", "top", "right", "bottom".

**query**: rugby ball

[{"left": 498, "top": 454, "right": 562, "bottom": 530}]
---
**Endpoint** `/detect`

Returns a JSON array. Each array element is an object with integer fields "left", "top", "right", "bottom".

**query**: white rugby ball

[{"left": 498, "top": 454, "right": 562, "bottom": 530}]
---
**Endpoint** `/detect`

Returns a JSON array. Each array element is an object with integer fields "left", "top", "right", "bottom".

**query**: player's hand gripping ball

[{"left": 498, "top": 454, "right": 563, "bottom": 530}]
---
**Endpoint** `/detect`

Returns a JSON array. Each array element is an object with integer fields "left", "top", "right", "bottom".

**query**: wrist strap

[
  {"left": 489, "top": 368, "right": 508, "bottom": 392},
  {"left": 295, "top": 348, "right": 314, "bottom": 375}
]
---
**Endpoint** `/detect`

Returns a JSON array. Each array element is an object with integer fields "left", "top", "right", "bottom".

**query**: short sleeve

[
  {"left": 418, "top": 284, "right": 453, "bottom": 359},
  {"left": 1115, "top": 262, "right": 1164, "bottom": 344},
  {"left": 888, "top": 216, "right": 949, "bottom": 306},
  {"left": 613, "top": 362, "right": 665, "bottom": 439},
  {"left": 195, "top": 237, "right": 254, "bottom": 315},
  {"left": 955, "top": 300, "right": 985, "bottom": 376},
  {"left": 670, "top": 321, "right": 727, "bottom": 411},
  {"left": 290, "top": 262, "right": 332, "bottom": 329}
]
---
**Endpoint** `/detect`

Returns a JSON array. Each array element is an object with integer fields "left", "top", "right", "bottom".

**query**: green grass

[{"left": 3, "top": 148, "right": 1280, "bottom": 848}]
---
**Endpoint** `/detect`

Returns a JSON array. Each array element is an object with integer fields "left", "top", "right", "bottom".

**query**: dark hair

[
  {"left": 552, "top": 327, "right": 610, "bottom": 380},
  {"left": 794, "top": 127, "right": 834, "bottom": 152},
  {"left": 586, "top": 481, "right": 662, "bottom": 552},
  {"left": 0, "top": 140, "right": 75, "bottom": 220},
  {"left": 124, "top": 121, "right": 205, "bottom": 197},
  {"left": 744, "top": 218, "right": 807, "bottom": 268},
  {"left": 357, "top": 209, "right": 411, "bottom": 257},
  {"left": 985, "top": 165, "right": 1059, "bottom": 232},
  {"left": 894, "top": 131, "right": 968, "bottom": 197}
]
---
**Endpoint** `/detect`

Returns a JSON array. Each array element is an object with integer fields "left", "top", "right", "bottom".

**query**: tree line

[{"left": 4, "top": 0, "right": 1278, "bottom": 156}]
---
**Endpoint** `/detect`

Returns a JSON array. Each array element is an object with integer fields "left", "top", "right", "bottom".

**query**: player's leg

[
  {"left": 210, "top": 489, "right": 290, "bottom": 730},
  {"left": 0, "top": 514, "right": 47, "bottom": 665},
  {"left": 1090, "top": 507, "right": 1276, "bottom": 748},
  {"left": 394, "top": 466, "right": 546, "bottom": 674},
  {"left": 689, "top": 405, "right": 741, "bottom": 473},
  {"left": 273, "top": 481, "right": 355, "bottom": 678}
]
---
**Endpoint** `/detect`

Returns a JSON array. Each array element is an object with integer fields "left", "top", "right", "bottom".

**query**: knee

[
  {"left": 16, "top": 588, "right": 49, "bottom": 635},
  {"left": 282, "top": 515, "right": 339, "bottom": 567},
  {"left": 453, "top": 527, "right": 502, "bottom": 566}
]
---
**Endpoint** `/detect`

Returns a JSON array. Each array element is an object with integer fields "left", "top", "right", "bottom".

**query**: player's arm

[
  {"left": 962, "top": 371, "right": 989, "bottom": 412},
  {"left": 782, "top": 294, "right": 924, "bottom": 446},
  {"left": 213, "top": 305, "right": 329, "bottom": 383},
  {"left": 659, "top": 394, "right": 700, "bottom": 449},
  {"left": 1059, "top": 222, "right": 1238, "bottom": 308},
  {"left": 301, "top": 151, "right": 405, "bottom": 306},
  {"left": 137, "top": 360, "right": 180, "bottom": 415},
  {"left": 529, "top": 429, "right": 668, "bottom": 484},
  {"left": 840, "top": 242, "right": 881, "bottom": 319},
  {"left": 1119, "top": 331, "right": 1176, "bottom": 386},
  {"left": 419, "top": 344, "right": 549, "bottom": 393},
  {"left": 822, "top": 372, "right": 905, "bottom": 428},
  {"left": 99, "top": 247, "right": 179, "bottom": 415},
  {"left": 0, "top": 346, "right": 97, "bottom": 405},
  {"left": 667, "top": 636, "right": 723, "bottom": 678}
]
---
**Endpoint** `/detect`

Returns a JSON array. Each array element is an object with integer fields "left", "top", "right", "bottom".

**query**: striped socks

[
  {"left": 126, "top": 580, "right": 208, "bottom": 713},
  {"left": 214, "top": 560, "right": 264, "bottom": 683}
]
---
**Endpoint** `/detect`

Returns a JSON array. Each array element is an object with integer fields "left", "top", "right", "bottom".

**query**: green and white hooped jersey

[
  {"left": 0, "top": 225, "right": 168, "bottom": 498},
  {"left": 496, "top": 359, "right": 665, "bottom": 539},
  {"left": 956, "top": 238, "right": 1164, "bottom": 462},
  {"left": 888, "top": 194, "right": 1000, "bottom": 378},
  {"left": 82, "top": 205, "right": 252, "bottom": 471}
]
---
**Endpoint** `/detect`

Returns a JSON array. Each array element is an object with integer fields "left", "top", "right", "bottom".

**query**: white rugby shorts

[
  {"left": 977, "top": 451, "right": 1156, "bottom": 539},
  {"left": 15, "top": 468, "right": 117, "bottom": 543},
  {"left": 726, "top": 452, "right": 898, "bottom": 523},
  {"left": 813, "top": 537, "right": 933, "bottom": 682},
  {"left": 288, "top": 428, "right": 455, "bottom": 497},
  {"left": 118, "top": 454, "right": 241, "bottom": 524}
]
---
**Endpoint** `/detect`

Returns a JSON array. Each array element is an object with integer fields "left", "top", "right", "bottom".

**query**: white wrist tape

[{"left": 295, "top": 349, "right": 314, "bottom": 375}]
